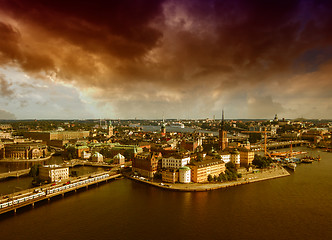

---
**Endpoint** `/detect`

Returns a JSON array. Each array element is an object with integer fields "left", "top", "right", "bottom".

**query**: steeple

[{"left": 219, "top": 109, "right": 228, "bottom": 151}]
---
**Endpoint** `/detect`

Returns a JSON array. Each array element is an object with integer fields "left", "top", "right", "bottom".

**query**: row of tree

[
  {"left": 252, "top": 155, "right": 273, "bottom": 168},
  {"left": 207, "top": 162, "right": 242, "bottom": 182}
]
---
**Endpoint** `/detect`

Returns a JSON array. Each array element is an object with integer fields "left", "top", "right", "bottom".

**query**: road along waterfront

[{"left": 126, "top": 164, "right": 290, "bottom": 191}]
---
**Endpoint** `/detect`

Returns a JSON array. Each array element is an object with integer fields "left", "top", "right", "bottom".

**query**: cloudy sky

[{"left": 0, "top": 0, "right": 332, "bottom": 120}]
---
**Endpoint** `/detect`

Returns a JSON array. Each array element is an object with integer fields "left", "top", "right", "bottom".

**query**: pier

[{"left": 0, "top": 171, "right": 121, "bottom": 215}]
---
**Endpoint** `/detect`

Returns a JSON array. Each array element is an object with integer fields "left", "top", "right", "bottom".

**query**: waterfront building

[
  {"left": 179, "top": 166, "right": 191, "bottom": 183},
  {"left": 162, "top": 169, "right": 178, "bottom": 183},
  {"left": 162, "top": 154, "right": 190, "bottom": 169},
  {"left": 230, "top": 149, "right": 241, "bottom": 168},
  {"left": 0, "top": 142, "right": 47, "bottom": 160},
  {"left": 39, "top": 165, "right": 69, "bottom": 183},
  {"left": 23, "top": 131, "right": 90, "bottom": 142},
  {"left": 239, "top": 148, "right": 254, "bottom": 167},
  {"left": 132, "top": 152, "right": 162, "bottom": 178},
  {"left": 113, "top": 153, "right": 125, "bottom": 165},
  {"left": 190, "top": 158, "right": 226, "bottom": 183}
]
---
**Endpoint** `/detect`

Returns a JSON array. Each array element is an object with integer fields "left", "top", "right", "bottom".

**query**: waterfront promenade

[{"left": 127, "top": 165, "right": 290, "bottom": 192}]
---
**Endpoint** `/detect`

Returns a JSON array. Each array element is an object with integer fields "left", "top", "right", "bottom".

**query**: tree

[
  {"left": 29, "top": 164, "right": 41, "bottom": 178},
  {"left": 226, "top": 161, "right": 236, "bottom": 171},
  {"left": 154, "top": 172, "right": 162, "bottom": 180},
  {"left": 252, "top": 154, "right": 272, "bottom": 168},
  {"left": 208, "top": 174, "right": 213, "bottom": 182}
]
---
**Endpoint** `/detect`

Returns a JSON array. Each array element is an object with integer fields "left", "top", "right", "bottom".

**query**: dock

[{"left": 0, "top": 171, "right": 121, "bottom": 215}]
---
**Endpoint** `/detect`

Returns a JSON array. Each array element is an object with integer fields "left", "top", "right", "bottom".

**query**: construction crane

[{"left": 241, "top": 128, "right": 271, "bottom": 158}]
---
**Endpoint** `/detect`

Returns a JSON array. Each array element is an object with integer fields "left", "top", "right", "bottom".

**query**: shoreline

[{"left": 125, "top": 166, "right": 290, "bottom": 192}]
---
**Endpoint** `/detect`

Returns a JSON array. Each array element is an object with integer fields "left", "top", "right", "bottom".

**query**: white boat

[
  {"left": 170, "top": 122, "right": 185, "bottom": 128},
  {"left": 285, "top": 162, "right": 296, "bottom": 171}
]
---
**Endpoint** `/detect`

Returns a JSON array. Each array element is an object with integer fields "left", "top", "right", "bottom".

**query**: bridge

[
  {"left": 251, "top": 140, "right": 308, "bottom": 151},
  {"left": 0, "top": 169, "right": 30, "bottom": 180},
  {"left": 62, "top": 159, "right": 132, "bottom": 168},
  {"left": 0, "top": 171, "right": 121, "bottom": 215}
]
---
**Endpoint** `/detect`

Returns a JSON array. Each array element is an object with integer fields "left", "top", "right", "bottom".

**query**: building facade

[
  {"left": 239, "top": 148, "right": 254, "bottom": 167},
  {"left": 162, "top": 169, "right": 178, "bottom": 183},
  {"left": 132, "top": 152, "right": 162, "bottom": 178},
  {"left": 179, "top": 166, "right": 191, "bottom": 183},
  {"left": 24, "top": 131, "right": 90, "bottom": 141},
  {"left": 162, "top": 155, "right": 190, "bottom": 169},
  {"left": 39, "top": 165, "right": 69, "bottom": 183},
  {"left": 0, "top": 143, "right": 47, "bottom": 160},
  {"left": 190, "top": 159, "right": 226, "bottom": 183}
]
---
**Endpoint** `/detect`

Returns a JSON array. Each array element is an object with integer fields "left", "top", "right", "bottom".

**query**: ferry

[{"left": 170, "top": 122, "right": 185, "bottom": 128}]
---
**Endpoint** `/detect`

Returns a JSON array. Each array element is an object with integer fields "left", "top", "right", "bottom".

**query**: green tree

[
  {"left": 252, "top": 154, "right": 272, "bottom": 168},
  {"left": 29, "top": 164, "right": 42, "bottom": 178},
  {"left": 207, "top": 174, "right": 213, "bottom": 182}
]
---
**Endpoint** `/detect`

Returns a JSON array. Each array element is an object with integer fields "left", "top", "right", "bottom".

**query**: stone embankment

[{"left": 127, "top": 166, "right": 290, "bottom": 192}]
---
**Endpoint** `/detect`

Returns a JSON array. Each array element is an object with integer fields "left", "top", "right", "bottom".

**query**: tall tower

[
  {"left": 219, "top": 110, "right": 228, "bottom": 151},
  {"left": 108, "top": 120, "right": 114, "bottom": 137}
]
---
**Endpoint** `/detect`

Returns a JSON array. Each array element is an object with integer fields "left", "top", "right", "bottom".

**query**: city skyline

[{"left": 1, "top": 0, "right": 332, "bottom": 120}]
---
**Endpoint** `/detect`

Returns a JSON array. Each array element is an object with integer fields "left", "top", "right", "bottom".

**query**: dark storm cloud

[
  {"left": 0, "top": 0, "right": 165, "bottom": 59},
  {"left": 0, "top": 0, "right": 332, "bottom": 118}
]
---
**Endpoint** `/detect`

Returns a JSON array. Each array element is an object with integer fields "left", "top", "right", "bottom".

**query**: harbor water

[{"left": 0, "top": 148, "right": 331, "bottom": 240}]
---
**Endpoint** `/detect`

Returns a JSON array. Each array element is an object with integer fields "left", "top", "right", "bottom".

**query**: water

[
  {"left": 141, "top": 125, "right": 219, "bottom": 135},
  {"left": 0, "top": 149, "right": 331, "bottom": 240}
]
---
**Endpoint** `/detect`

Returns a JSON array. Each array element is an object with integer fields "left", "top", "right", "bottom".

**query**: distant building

[
  {"left": 91, "top": 152, "right": 103, "bottom": 162},
  {"left": 0, "top": 131, "right": 11, "bottom": 139},
  {"left": 239, "top": 148, "right": 254, "bottom": 167},
  {"left": 161, "top": 123, "right": 166, "bottom": 136},
  {"left": 0, "top": 124, "right": 12, "bottom": 130},
  {"left": 220, "top": 151, "right": 231, "bottom": 163},
  {"left": 108, "top": 121, "right": 114, "bottom": 138},
  {"left": 24, "top": 131, "right": 90, "bottom": 142},
  {"left": 82, "top": 151, "right": 91, "bottom": 160},
  {"left": 0, "top": 143, "right": 47, "bottom": 160},
  {"left": 219, "top": 110, "right": 228, "bottom": 151},
  {"left": 190, "top": 158, "right": 226, "bottom": 183},
  {"left": 180, "top": 138, "right": 202, "bottom": 152},
  {"left": 113, "top": 153, "right": 125, "bottom": 165},
  {"left": 39, "top": 165, "right": 69, "bottom": 183}
]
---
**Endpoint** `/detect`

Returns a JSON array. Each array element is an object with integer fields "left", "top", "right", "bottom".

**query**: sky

[{"left": 0, "top": 0, "right": 332, "bottom": 120}]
